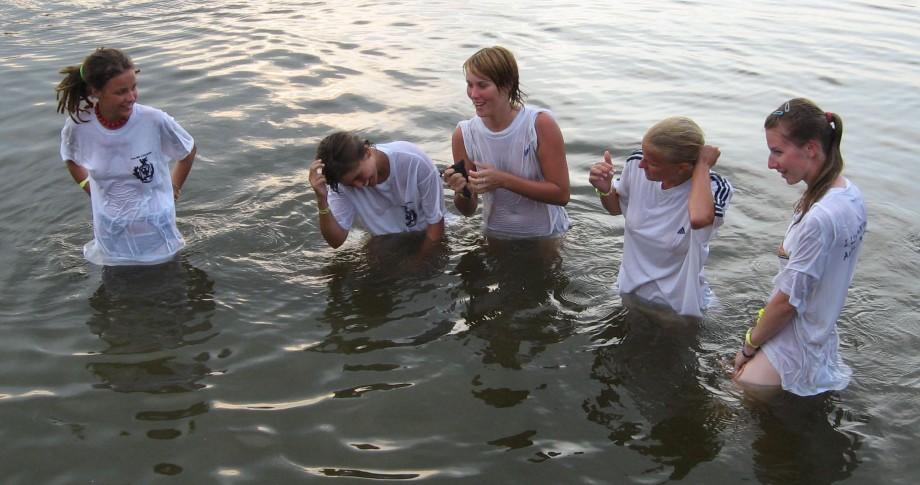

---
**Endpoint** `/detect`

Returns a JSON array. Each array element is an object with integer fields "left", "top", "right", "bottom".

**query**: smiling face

[
  {"left": 92, "top": 69, "right": 137, "bottom": 121},
  {"left": 765, "top": 126, "right": 821, "bottom": 186},
  {"left": 466, "top": 70, "right": 509, "bottom": 119}
]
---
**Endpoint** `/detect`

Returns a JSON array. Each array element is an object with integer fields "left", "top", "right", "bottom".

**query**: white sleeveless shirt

[{"left": 458, "top": 105, "right": 570, "bottom": 239}]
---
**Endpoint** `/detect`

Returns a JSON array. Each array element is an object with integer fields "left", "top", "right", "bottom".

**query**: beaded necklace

[{"left": 94, "top": 104, "right": 129, "bottom": 130}]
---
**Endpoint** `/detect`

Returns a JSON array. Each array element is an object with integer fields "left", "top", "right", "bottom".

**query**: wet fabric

[
  {"left": 614, "top": 149, "right": 733, "bottom": 317},
  {"left": 458, "top": 105, "right": 570, "bottom": 239},
  {"left": 762, "top": 179, "right": 867, "bottom": 396},
  {"left": 60, "top": 103, "right": 194, "bottom": 265},
  {"left": 327, "top": 141, "right": 444, "bottom": 235}
]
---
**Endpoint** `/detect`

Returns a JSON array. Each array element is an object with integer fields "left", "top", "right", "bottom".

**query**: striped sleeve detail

[
  {"left": 710, "top": 172, "right": 733, "bottom": 218},
  {"left": 625, "top": 149, "right": 643, "bottom": 164}
]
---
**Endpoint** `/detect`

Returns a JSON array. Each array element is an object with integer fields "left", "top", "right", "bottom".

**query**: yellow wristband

[
  {"left": 78, "top": 177, "right": 89, "bottom": 189},
  {"left": 745, "top": 327, "right": 760, "bottom": 349},
  {"left": 595, "top": 187, "right": 612, "bottom": 197},
  {"left": 756, "top": 307, "right": 765, "bottom": 324},
  {"left": 318, "top": 206, "right": 331, "bottom": 215}
]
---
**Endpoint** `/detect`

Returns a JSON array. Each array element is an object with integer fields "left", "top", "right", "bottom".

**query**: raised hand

[
  {"left": 309, "top": 158, "right": 329, "bottom": 200},
  {"left": 697, "top": 145, "right": 720, "bottom": 169},
  {"left": 588, "top": 150, "right": 616, "bottom": 193}
]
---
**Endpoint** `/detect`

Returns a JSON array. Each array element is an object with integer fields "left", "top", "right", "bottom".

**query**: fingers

[{"left": 604, "top": 150, "right": 613, "bottom": 165}]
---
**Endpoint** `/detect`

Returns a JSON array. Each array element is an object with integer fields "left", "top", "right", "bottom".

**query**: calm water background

[{"left": 2, "top": 0, "right": 919, "bottom": 483}]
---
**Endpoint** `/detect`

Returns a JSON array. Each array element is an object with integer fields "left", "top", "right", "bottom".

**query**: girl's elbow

[{"left": 690, "top": 214, "right": 714, "bottom": 230}]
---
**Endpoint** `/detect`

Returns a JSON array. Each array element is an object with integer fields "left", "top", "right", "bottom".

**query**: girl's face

[
  {"left": 93, "top": 69, "right": 138, "bottom": 121},
  {"left": 639, "top": 141, "right": 691, "bottom": 186},
  {"left": 466, "top": 70, "right": 509, "bottom": 118},
  {"left": 339, "top": 148, "right": 377, "bottom": 188},
  {"left": 765, "top": 126, "right": 821, "bottom": 186}
]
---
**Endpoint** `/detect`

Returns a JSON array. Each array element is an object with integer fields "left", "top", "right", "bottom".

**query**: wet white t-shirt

[
  {"left": 458, "top": 105, "right": 570, "bottom": 239},
  {"left": 327, "top": 141, "right": 444, "bottom": 235},
  {"left": 762, "top": 180, "right": 867, "bottom": 396},
  {"left": 60, "top": 104, "right": 194, "bottom": 266},
  {"left": 613, "top": 149, "right": 733, "bottom": 317}
]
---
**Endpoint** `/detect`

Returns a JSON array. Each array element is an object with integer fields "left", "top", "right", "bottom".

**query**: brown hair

[
  {"left": 55, "top": 47, "right": 136, "bottom": 123},
  {"left": 643, "top": 116, "right": 705, "bottom": 165},
  {"left": 315, "top": 131, "right": 370, "bottom": 193},
  {"left": 764, "top": 97, "right": 844, "bottom": 224},
  {"left": 463, "top": 46, "right": 526, "bottom": 107}
]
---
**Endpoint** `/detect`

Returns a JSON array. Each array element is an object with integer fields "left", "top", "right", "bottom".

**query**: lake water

[{"left": 2, "top": 0, "right": 919, "bottom": 483}]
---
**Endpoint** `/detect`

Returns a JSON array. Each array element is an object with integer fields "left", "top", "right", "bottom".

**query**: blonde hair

[
  {"left": 764, "top": 98, "right": 844, "bottom": 224},
  {"left": 463, "top": 46, "right": 526, "bottom": 107},
  {"left": 643, "top": 116, "right": 705, "bottom": 165}
]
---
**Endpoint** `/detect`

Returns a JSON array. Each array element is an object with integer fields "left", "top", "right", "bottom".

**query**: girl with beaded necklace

[{"left": 56, "top": 47, "right": 197, "bottom": 266}]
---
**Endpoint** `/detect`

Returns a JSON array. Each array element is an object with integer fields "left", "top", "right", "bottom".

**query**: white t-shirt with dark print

[
  {"left": 613, "top": 149, "right": 733, "bottom": 317},
  {"left": 60, "top": 103, "right": 194, "bottom": 266},
  {"left": 327, "top": 141, "right": 444, "bottom": 236},
  {"left": 762, "top": 179, "right": 866, "bottom": 396}
]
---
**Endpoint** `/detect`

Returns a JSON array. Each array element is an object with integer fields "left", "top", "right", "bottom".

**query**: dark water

[{"left": 1, "top": 0, "right": 919, "bottom": 483}]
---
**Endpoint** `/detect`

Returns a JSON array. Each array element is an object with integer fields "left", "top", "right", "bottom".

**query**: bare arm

[
  {"left": 588, "top": 150, "right": 621, "bottom": 215},
  {"left": 66, "top": 160, "right": 91, "bottom": 196},
  {"left": 467, "top": 113, "right": 570, "bottom": 205},
  {"left": 733, "top": 291, "right": 796, "bottom": 374},
  {"left": 445, "top": 127, "right": 478, "bottom": 216},
  {"left": 309, "top": 158, "right": 349, "bottom": 248},
  {"left": 171, "top": 144, "right": 197, "bottom": 201},
  {"left": 688, "top": 145, "right": 719, "bottom": 229}
]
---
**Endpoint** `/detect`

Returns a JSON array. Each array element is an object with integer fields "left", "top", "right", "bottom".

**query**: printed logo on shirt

[
  {"left": 403, "top": 203, "right": 418, "bottom": 228},
  {"left": 843, "top": 221, "right": 867, "bottom": 261},
  {"left": 132, "top": 152, "right": 154, "bottom": 183},
  {"left": 677, "top": 227, "right": 686, "bottom": 235}
]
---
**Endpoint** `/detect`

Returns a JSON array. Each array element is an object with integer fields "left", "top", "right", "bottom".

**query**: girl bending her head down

[
  {"left": 442, "top": 46, "right": 570, "bottom": 241},
  {"left": 308, "top": 132, "right": 445, "bottom": 257},
  {"left": 589, "top": 117, "right": 733, "bottom": 318},
  {"left": 734, "top": 98, "right": 866, "bottom": 396},
  {"left": 57, "top": 47, "right": 197, "bottom": 266}
]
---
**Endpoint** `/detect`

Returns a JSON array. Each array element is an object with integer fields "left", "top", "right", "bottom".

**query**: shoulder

[{"left": 625, "top": 149, "right": 643, "bottom": 165}]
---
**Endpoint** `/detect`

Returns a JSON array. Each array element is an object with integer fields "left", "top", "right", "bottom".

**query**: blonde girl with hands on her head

[
  {"left": 589, "top": 117, "right": 733, "bottom": 318},
  {"left": 57, "top": 47, "right": 197, "bottom": 266}
]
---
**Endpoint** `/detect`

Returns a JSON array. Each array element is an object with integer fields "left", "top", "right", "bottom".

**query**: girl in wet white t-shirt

[
  {"left": 57, "top": 47, "right": 197, "bottom": 266},
  {"left": 308, "top": 132, "right": 444, "bottom": 257},
  {"left": 589, "top": 117, "right": 733, "bottom": 318},
  {"left": 734, "top": 98, "right": 867, "bottom": 396}
]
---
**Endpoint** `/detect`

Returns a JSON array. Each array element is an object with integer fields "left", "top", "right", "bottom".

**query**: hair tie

[
  {"left": 825, "top": 112, "right": 834, "bottom": 123},
  {"left": 79, "top": 63, "right": 86, "bottom": 82}
]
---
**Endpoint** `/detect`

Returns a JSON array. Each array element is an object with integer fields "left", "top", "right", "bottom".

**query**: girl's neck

[
  {"left": 95, "top": 104, "right": 129, "bottom": 130},
  {"left": 482, "top": 103, "right": 519, "bottom": 132}
]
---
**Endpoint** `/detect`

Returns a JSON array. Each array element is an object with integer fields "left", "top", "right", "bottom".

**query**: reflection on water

[
  {"left": 584, "top": 298, "right": 725, "bottom": 480},
  {"left": 313, "top": 232, "right": 454, "bottom": 355},
  {"left": 87, "top": 259, "right": 218, "bottom": 393},
  {"left": 83, "top": 258, "right": 219, "bottom": 475},
  {"left": 456, "top": 239, "right": 574, "bottom": 371},
  {"left": 747, "top": 393, "right": 860, "bottom": 485}
]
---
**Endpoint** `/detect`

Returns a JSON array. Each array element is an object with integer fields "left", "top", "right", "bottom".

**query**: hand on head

[
  {"left": 588, "top": 150, "right": 616, "bottom": 193},
  {"left": 697, "top": 145, "right": 720, "bottom": 169},
  {"left": 309, "top": 158, "right": 328, "bottom": 199}
]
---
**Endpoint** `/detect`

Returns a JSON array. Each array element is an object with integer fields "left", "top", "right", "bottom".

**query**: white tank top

[{"left": 458, "top": 105, "right": 570, "bottom": 239}]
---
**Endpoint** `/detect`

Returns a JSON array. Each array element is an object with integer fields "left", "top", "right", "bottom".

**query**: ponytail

[
  {"left": 55, "top": 47, "right": 136, "bottom": 123},
  {"left": 764, "top": 98, "right": 844, "bottom": 224}
]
